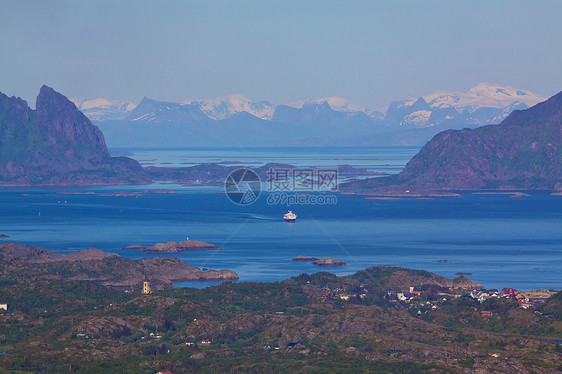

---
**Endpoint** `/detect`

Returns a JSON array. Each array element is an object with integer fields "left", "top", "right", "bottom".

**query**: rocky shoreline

[{"left": 0, "top": 242, "right": 237, "bottom": 290}]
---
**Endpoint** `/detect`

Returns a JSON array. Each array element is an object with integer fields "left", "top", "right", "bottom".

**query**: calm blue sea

[{"left": 1, "top": 147, "right": 561, "bottom": 291}]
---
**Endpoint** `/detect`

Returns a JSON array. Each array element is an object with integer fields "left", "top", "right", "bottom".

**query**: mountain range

[
  {"left": 344, "top": 90, "right": 562, "bottom": 192},
  {"left": 78, "top": 83, "right": 545, "bottom": 147},
  {"left": 0, "top": 85, "right": 560, "bottom": 190}
]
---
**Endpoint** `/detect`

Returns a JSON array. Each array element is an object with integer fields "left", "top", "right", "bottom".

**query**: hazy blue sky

[{"left": 1, "top": 0, "right": 561, "bottom": 108}]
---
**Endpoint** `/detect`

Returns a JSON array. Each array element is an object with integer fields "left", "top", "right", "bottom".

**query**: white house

[{"left": 0, "top": 303, "right": 8, "bottom": 311}]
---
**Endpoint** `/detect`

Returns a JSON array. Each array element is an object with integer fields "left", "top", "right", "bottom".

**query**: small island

[
  {"left": 292, "top": 255, "right": 319, "bottom": 262},
  {"left": 312, "top": 257, "right": 347, "bottom": 266},
  {"left": 99, "top": 191, "right": 143, "bottom": 197},
  {"left": 124, "top": 239, "right": 220, "bottom": 253},
  {"left": 0, "top": 234, "right": 9, "bottom": 238},
  {"left": 293, "top": 256, "right": 346, "bottom": 266},
  {"left": 142, "top": 189, "right": 177, "bottom": 194}
]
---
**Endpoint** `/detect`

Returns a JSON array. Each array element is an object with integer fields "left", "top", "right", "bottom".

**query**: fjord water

[{"left": 1, "top": 146, "right": 561, "bottom": 290}]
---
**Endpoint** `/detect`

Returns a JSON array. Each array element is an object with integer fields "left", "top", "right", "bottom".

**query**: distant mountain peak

[
  {"left": 288, "top": 97, "right": 363, "bottom": 113},
  {"left": 71, "top": 97, "right": 137, "bottom": 122},
  {"left": 423, "top": 83, "right": 545, "bottom": 112},
  {"left": 184, "top": 94, "right": 274, "bottom": 120},
  {"left": 395, "top": 96, "right": 422, "bottom": 109}
]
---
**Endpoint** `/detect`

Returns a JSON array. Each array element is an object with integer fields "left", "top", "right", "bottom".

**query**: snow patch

[
  {"left": 71, "top": 97, "right": 137, "bottom": 121},
  {"left": 185, "top": 94, "right": 274, "bottom": 120},
  {"left": 396, "top": 96, "right": 418, "bottom": 109},
  {"left": 400, "top": 110, "right": 432, "bottom": 127}
]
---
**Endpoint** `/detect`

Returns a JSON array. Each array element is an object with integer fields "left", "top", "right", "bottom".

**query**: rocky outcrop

[
  {"left": 344, "top": 91, "right": 562, "bottom": 192},
  {"left": 27, "top": 248, "right": 119, "bottom": 263},
  {"left": 451, "top": 275, "right": 483, "bottom": 289},
  {"left": 139, "top": 240, "right": 220, "bottom": 253},
  {"left": 292, "top": 256, "right": 319, "bottom": 262},
  {"left": 293, "top": 255, "right": 348, "bottom": 265},
  {"left": 138, "top": 257, "right": 237, "bottom": 282},
  {"left": 312, "top": 257, "right": 347, "bottom": 266},
  {"left": 0, "top": 241, "right": 48, "bottom": 259},
  {"left": 0, "top": 86, "right": 151, "bottom": 186},
  {"left": 350, "top": 266, "right": 483, "bottom": 290}
]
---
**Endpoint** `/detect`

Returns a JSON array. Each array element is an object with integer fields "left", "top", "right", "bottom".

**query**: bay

[{"left": 0, "top": 146, "right": 560, "bottom": 291}]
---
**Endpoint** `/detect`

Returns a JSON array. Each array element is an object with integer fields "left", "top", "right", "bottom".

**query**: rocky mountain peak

[
  {"left": 0, "top": 86, "right": 151, "bottom": 186},
  {"left": 36, "top": 85, "right": 109, "bottom": 160}
]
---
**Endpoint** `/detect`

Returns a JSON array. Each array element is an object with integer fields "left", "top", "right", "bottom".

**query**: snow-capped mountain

[
  {"left": 288, "top": 97, "right": 363, "bottom": 113},
  {"left": 185, "top": 94, "right": 274, "bottom": 120},
  {"left": 383, "top": 83, "right": 546, "bottom": 129},
  {"left": 71, "top": 98, "right": 136, "bottom": 122},
  {"left": 126, "top": 97, "right": 209, "bottom": 124},
  {"left": 423, "top": 83, "right": 545, "bottom": 112},
  {"left": 89, "top": 82, "right": 548, "bottom": 147}
]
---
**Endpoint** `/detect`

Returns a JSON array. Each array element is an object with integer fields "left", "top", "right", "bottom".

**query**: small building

[
  {"left": 409, "top": 286, "right": 423, "bottom": 295},
  {"left": 480, "top": 311, "right": 493, "bottom": 317},
  {"left": 201, "top": 338, "right": 212, "bottom": 344},
  {"left": 142, "top": 276, "right": 151, "bottom": 294},
  {"left": 0, "top": 303, "right": 8, "bottom": 311},
  {"left": 502, "top": 288, "right": 516, "bottom": 296}
]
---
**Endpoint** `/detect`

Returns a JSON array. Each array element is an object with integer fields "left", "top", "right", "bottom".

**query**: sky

[{"left": 1, "top": 0, "right": 562, "bottom": 109}]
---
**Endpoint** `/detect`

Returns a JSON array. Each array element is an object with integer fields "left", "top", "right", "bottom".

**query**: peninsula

[{"left": 0, "top": 242, "right": 237, "bottom": 290}]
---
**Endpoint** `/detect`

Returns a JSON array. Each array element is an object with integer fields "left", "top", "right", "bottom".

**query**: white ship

[{"left": 283, "top": 210, "right": 297, "bottom": 222}]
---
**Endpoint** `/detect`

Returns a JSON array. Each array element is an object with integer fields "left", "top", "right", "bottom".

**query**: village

[{"left": 306, "top": 282, "right": 559, "bottom": 318}]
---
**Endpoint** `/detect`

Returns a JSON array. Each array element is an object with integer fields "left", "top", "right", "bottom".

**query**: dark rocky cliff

[{"left": 0, "top": 86, "right": 151, "bottom": 186}]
